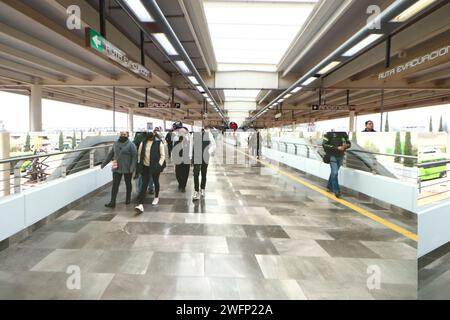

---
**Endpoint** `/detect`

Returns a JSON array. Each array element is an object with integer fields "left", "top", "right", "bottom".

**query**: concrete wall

[
  {"left": 263, "top": 147, "right": 418, "bottom": 213},
  {"left": 418, "top": 200, "right": 450, "bottom": 257},
  {"left": 0, "top": 166, "right": 112, "bottom": 242}
]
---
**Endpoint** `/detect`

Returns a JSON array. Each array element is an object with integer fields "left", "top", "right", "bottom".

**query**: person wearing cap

[{"left": 172, "top": 121, "right": 191, "bottom": 192}]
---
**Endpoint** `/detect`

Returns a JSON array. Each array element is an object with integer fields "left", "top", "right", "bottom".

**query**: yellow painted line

[{"left": 235, "top": 147, "right": 418, "bottom": 242}]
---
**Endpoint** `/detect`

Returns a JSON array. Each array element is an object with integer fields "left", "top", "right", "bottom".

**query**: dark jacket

[
  {"left": 136, "top": 140, "right": 166, "bottom": 174},
  {"left": 102, "top": 139, "right": 137, "bottom": 174},
  {"left": 322, "top": 132, "right": 351, "bottom": 157},
  {"left": 191, "top": 131, "right": 212, "bottom": 165}
]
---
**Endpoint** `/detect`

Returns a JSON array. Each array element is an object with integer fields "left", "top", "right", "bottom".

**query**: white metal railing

[{"left": 0, "top": 144, "right": 112, "bottom": 197}]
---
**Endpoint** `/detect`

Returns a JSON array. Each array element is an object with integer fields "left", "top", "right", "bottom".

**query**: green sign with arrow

[
  {"left": 85, "top": 27, "right": 151, "bottom": 79},
  {"left": 87, "top": 28, "right": 104, "bottom": 53}
]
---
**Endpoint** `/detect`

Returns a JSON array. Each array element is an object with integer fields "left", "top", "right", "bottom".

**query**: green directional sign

[
  {"left": 85, "top": 27, "right": 151, "bottom": 79},
  {"left": 87, "top": 28, "right": 104, "bottom": 53}
]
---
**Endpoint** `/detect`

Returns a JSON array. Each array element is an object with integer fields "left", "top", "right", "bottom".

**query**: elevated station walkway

[{"left": 0, "top": 142, "right": 417, "bottom": 300}]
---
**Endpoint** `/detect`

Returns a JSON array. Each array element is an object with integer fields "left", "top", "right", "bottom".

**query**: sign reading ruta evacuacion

[
  {"left": 311, "top": 104, "right": 351, "bottom": 111},
  {"left": 378, "top": 44, "right": 450, "bottom": 80},
  {"left": 85, "top": 28, "right": 151, "bottom": 79}
]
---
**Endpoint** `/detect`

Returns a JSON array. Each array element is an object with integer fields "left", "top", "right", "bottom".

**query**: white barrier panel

[
  {"left": 418, "top": 200, "right": 450, "bottom": 257},
  {"left": 0, "top": 166, "right": 112, "bottom": 242},
  {"left": 263, "top": 147, "right": 418, "bottom": 213}
]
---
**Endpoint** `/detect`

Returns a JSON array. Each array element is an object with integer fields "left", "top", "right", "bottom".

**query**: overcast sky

[{"left": 0, "top": 91, "right": 449, "bottom": 133}]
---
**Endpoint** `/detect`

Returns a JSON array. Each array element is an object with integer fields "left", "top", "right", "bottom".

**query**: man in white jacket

[{"left": 190, "top": 127, "right": 216, "bottom": 200}]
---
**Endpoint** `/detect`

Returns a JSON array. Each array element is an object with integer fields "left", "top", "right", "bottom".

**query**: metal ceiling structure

[{"left": 0, "top": 0, "right": 449, "bottom": 129}]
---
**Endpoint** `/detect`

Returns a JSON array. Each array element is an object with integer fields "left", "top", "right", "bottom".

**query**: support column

[
  {"left": 29, "top": 85, "right": 42, "bottom": 132},
  {"left": 128, "top": 107, "right": 134, "bottom": 134},
  {"left": 349, "top": 110, "right": 356, "bottom": 132},
  {"left": 0, "top": 130, "right": 10, "bottom": 196},
  {"left": 162, "top": 118, "right": 167, "bottom": 131}
]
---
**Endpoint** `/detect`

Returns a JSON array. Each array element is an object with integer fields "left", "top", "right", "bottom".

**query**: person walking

[
  {"left": 134, "top": 132, "right": 166, "bottom": 214},
  {"left": 101, "top": 131, "right": 137, "bottom": 208},
  {"left": 322, "top": 131, "right": 351, "bottom": 198},
  {"left": 172, "top": 121, "right": 191, "bottom": 192},
  {"left": 165, "top": 125, "right": 175, "bottom": 160},
  {"left": 133, "top": 131, "right": 155, "bottom": 195},
  {"left": 190, "top": 128, "right": 216, "bottom": 200}
]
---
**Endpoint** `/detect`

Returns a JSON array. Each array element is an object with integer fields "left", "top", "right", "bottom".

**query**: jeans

[
  {"left": 136, "top": 174, "right": 154, "bottom": 193},
  {"left": 193, "top": 163, "right": 208, "bottom": 192},
  {"left": 138, "top": 166, "right": 161, "bottom": 204},
  {"left": 327, "top": 155, "right": 343, "bottom": 195},
  {"left": 110, "top": 172, "right": 132, "bottom": 204}
]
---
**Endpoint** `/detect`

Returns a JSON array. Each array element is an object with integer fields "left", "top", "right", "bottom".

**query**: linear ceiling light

[
  {"left": 317, "top": 61, "right": 341, "bottom": 75},
  {"left": 302, "top": 77, "right": 317, "bottom": 86},
  {"left": 123, "top": 0, "right": 155, "bottom": 22},
  {"left": 188, "top": 76, "right": 199, "bottom": 85},
  {"left": 342, "top": 34, "right": 383, "bottom": 57},
  {"left": 196, "top": 85, "right": 205, "bottom": 93},
  {"left": 291, "top": 87, "right": 302, "bottom": 94},
  {"left": 175, "top": 60, "right": 190, "bottom": 74},
  {"left": 153, "top": 33, "right": 178, "bottom": 56},
  {"left": 391, "top": 0, "right": 437, "bottom": 22}
]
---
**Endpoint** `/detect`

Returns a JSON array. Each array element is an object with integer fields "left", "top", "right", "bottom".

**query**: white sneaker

[
  {"left": 152, "top": 198, "right": 159, "bottom": 206},
  {"left": 200, "top": 189, "right": 206, "bottom": 197},
  {"left": 134, "top": 204, "right": 144, "bottom": 215},
  {"left": 192, "top": 191, "right": 200, "bottom": 201}
]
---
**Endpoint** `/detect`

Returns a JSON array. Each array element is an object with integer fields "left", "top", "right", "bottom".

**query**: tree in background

[
  {"left": 439, "top": 115, "right": 444, "bottom": 132},
  {"left": 59, "top": 132, "right": 64, "bottom": 151},
  {"left": 384, "top": 113, "right": 390, "bottom": 132},
  {"left": 403, "top": 132, "right": 415, "bottom": 167},
  {"left": 24, "top": 133, "right": 31, "bottom": 152},
  {"left": 429, "top": 116, "right": 433, "bottom": 132},
  {"left": 71, "top": 131, "right": 76, "bottom": 149},
  {"left": 394, "top": 132, "right": 402, "bottom": 163}
]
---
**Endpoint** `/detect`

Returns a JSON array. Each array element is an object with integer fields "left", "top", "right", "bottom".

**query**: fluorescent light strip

[
  {"left": 284, "top": 94, "right": 292, "bottom": 99},
  {"left": 342, "top": 34, "right": 383, "bottom": 57},
  {"left": 317, "top": 61, "right": 341, "bottom": 75},
  {"left": 175, "top": 61, "right": 190, "bottom": 74},
  {"left": 202, "top": 93, "right": 208, "bottom": 98},
  {"left": 123, "top": 0, "right": 154, "bottom": 22},
  {"left": 391, "top": 0, "right": 437, "bottom": 22},
  {"left": 291, "top": 87, "right": 302, "bottom": 94},
  {"left": 196, "top": 85, "right": 205, "bottom": 93},
  {"left": 153, "top": 33, "right": 178, "bottom": 56},
  {"left": 302, "top": 77, "right": 317, "bottom": 86},
  {"left": 188, "top": 76, "right": 199, "bottom": 85}
]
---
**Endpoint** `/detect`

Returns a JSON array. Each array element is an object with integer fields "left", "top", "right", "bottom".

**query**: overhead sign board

[
  {"left": 378, "top": 44, "right": 450, "bottom": 80},
  {"left": 85, "top": 27, "right": 151, "bottom": 79},
  {"left": 311, "top": 104, "right": 351, "bottom": 111},
  {"left": 138, "top": 102, "right": 182, "bottom": 109}
]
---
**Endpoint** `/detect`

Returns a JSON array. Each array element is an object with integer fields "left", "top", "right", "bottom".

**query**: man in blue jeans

[{"left": 322, "top": 131, "right": 351, "bottom": 198}]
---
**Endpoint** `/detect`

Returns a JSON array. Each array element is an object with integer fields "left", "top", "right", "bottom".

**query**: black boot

[{"left": 105, "top": 202, "right": 116, "bottom": 208}]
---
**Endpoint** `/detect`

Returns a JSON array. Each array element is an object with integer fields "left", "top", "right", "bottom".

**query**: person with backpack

[
  {"left": 322, "top": 131, "right": 351, "bottom": 198},
  {"left": 190, "top": 127, "right": 216, "bottom": 200},
  {"left": 101, "top": 131, "right": 137, "bottom": 208},
  {"left": 134, "top": 131, "right": 166, "bottom": 214}
]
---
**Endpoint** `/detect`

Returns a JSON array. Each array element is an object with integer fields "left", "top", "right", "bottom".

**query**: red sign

[{"left": 229, "top": 122, "right": 238, "bottom": 130}]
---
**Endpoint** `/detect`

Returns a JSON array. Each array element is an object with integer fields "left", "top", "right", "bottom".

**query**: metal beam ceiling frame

[
  {"left": 115, "top": 0, "right": 228, "bottom": 126},
  {"left": 247, "top": 0, "right": 445, "bottom": 125}
]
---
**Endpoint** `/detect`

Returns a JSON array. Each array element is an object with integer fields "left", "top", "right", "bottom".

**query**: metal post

[
  {"left": 380, "top": 89, "right": 384, "bottom": 132},
  {"left": 140, "top": 30, "right": 145, "bottom": 65},
  {"left": 385, "top": 35, "right": 392, "bottom": 68},
  {"left": 113, "top": 86, "right": 116, "bottom": 132},
  {"left": 99, "top": 0, "right": 107, "bottom": 37},
  {"left": 89, "top": 150, "right": 95, "bottom": 168},
  {"left": 61, "top": 160, "right": 66, "bottom": 178},
  {"left": 0, "top": 131, "right": 10, "bottom": 196},
  {"left": 14, "top": 166, "right": 21, "bottom": 194}
]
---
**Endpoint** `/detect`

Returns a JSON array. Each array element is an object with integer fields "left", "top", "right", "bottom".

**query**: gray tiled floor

[
  {"left": 419, "top": 243, "right": 450, "bottom": 300},
  {"left": 0, "top": 143, "right": 418, "bottom": 299}
]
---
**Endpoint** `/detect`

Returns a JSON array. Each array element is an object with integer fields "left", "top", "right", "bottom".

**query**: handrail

[
  {"left": 269, "top": 141, "right": 418, "bottom": 160},
  {"left": 0, "top": 144, "right": 113, "bottom": 164},
  {"left": 418, "top": 159, "right": 450, "bottom": 168}
]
